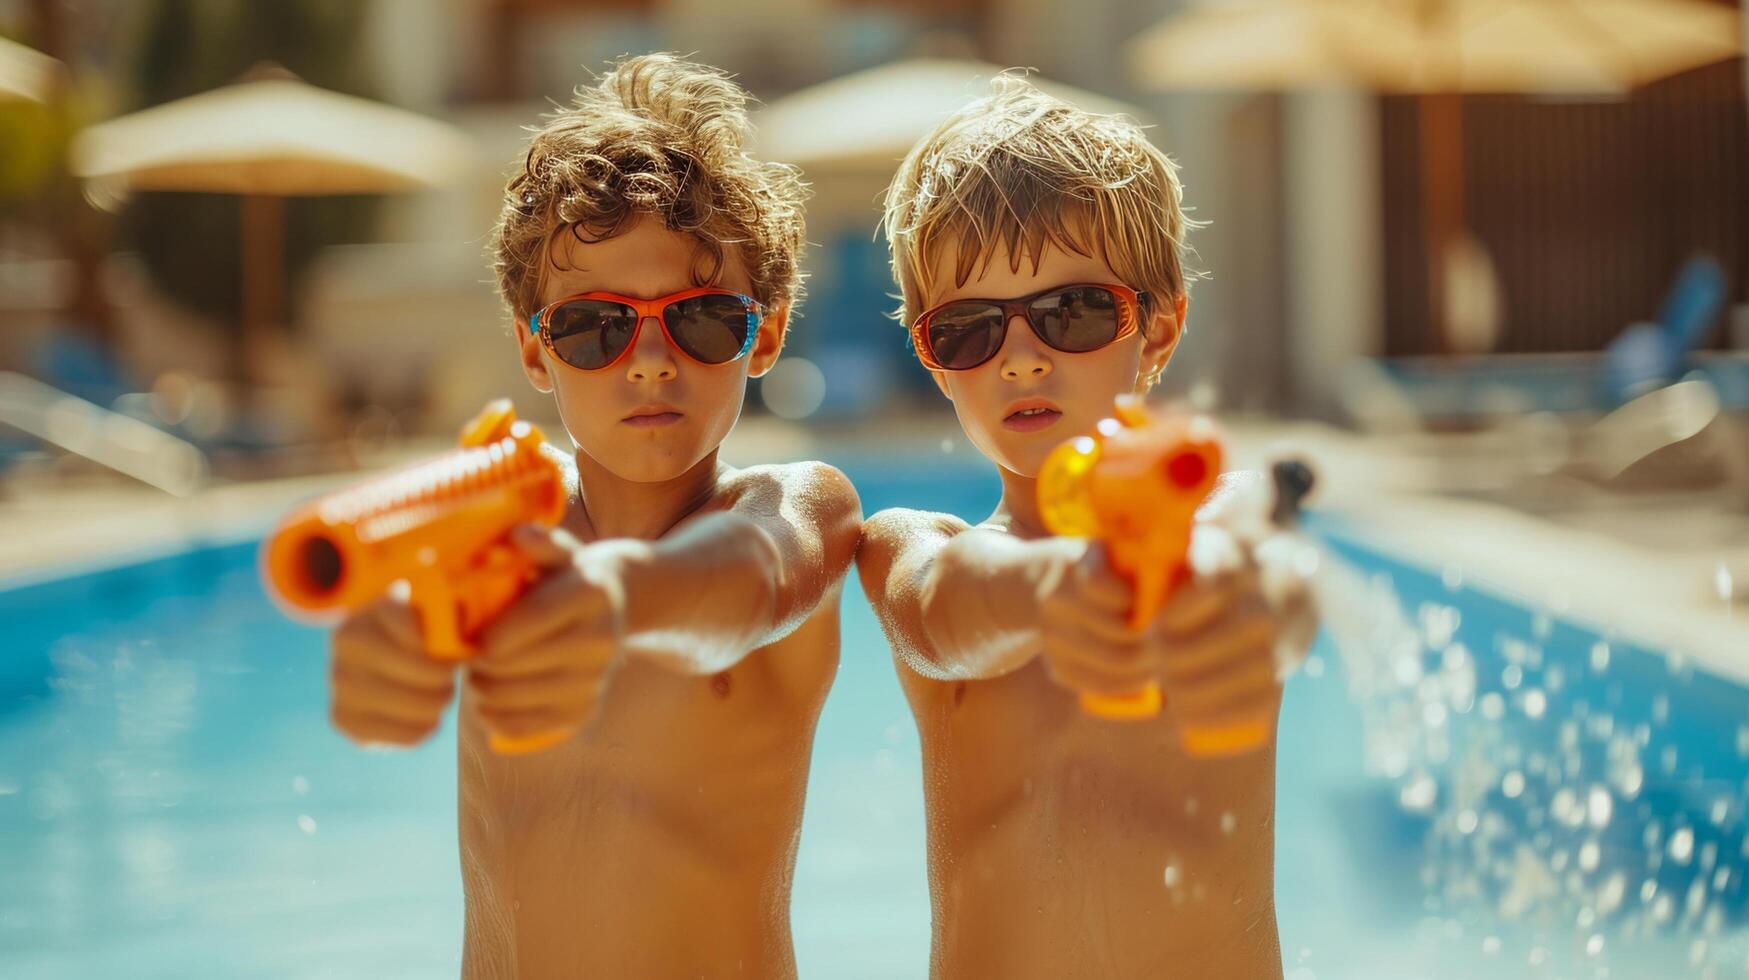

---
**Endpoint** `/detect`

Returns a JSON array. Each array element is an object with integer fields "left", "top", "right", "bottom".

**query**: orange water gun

[
  {"left": 262, "top": 399, "right": 570, "bottom": 753},
  {"left": 1038, "top": 397, "right": 1268, "bottom": 754}
]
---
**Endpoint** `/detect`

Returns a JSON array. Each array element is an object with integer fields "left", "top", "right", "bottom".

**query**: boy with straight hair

[
  {"left": 327, "top": 55, "right": 861, "bottom": 978},
  {"left": 860, "top": 77, "right": 1316, "bottom": 978}
]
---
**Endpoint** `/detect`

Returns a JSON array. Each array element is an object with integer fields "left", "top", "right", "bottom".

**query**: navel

[
  {"left": 953, "top": 681, "right": 967, "bottom": 708},
  {"left": 710, "top": 672, "right": 733, "bottom": 700}
]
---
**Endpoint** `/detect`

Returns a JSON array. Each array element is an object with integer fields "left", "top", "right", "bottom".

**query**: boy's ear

[
  {"left": 517, "top": 317, "right": 556, "bottom": 393},
  {"left": 746, "top": 303, "right": 789, "bottom": 379},
  {"left": 1138, "top": 293, "right": 1188, "bottom": 390}
]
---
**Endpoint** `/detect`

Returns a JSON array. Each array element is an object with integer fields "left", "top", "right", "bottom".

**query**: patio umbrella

[
  {"left": 1131, "top": 0, "right": 1741, "bottom": 95},
  {"left": 754, "top": 57, "right": 1152, "bottom": 172},
  {"left": 1128, "top": 0, "right": 1743, "bottom": 351},
  {"left": 0, "top": 35, "right": 61, "bottom": 104},
  {"left": 70, "top": 64, "right": 474, "bottom": 390}
]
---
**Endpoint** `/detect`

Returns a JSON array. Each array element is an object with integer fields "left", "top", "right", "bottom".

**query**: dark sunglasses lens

[
  {"left": 926, "top": 303, "right": 1007, "bottom": 370},
  {"left": 546, "top": 300, "right": 639, "bottom": 370},
  {"left": 663, "top": 294, "right": 755, "bottom": 364},
  {"left": 1029, "top": 286, "right": 1124, "bottom": 353}
]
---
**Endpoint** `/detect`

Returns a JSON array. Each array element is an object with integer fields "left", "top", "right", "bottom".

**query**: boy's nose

[
  {"left": 624, "top": 315, "right": 678, "bottom": 382},
  {"left": 998, "top": 314, "right": 1052, "bottom": 381}
]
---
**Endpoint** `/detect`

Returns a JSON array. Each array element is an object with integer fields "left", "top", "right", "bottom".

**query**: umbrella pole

[
  {"left": 238, "top": 193, "right": 284, "bottom": 405},
  {"left": 1419, "top": 90, "right": 1465, "bottom": 356}
]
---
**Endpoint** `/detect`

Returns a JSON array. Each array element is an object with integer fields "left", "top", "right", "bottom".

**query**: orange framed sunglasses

[
  {"left": 909, "top": 282, "right": 1150, "bottom": 372},
  {"left": 530, "top": 286, "right": 765, "bottom": 371}
]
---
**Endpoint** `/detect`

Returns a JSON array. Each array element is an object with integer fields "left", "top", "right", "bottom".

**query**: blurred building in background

[{"left": 0, "top": 0, "right": 1744, "bottom": 481}]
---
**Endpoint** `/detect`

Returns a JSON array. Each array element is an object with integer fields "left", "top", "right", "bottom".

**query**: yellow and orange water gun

[
  {"left": 262, "top": 399, "right": 570, "bottom": 752},
  {"left": 1038, "top": 396, "right": 1270, "bottom": 755}
]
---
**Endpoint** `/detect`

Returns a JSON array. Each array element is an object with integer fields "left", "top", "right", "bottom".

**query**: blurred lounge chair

[{"left": 1603, "top": 255, "right": 1728, "bottom": 405}]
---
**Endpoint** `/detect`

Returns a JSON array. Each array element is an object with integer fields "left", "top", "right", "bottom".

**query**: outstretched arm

[
  {"left": 485, "top": 462, "right": 863, "bottom": 676},
  {"left": 613, "top": 462, "right": 863, "bottom": 674},
  {"left": 857, "top": 509, "right": 1098, "bottom": 682}
]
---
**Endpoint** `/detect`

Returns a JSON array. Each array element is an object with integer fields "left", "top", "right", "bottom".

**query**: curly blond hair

[
  {"left": 490, "top": 54, "right": 807, "bottom": 329},
  {"left": 881, "top": 75, "right": 1201, "bottom": 385}
]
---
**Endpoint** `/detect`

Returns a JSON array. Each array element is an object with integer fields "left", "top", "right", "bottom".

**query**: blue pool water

[{"left": 2, "top": 455, "right": 1747, "bottom": 979}]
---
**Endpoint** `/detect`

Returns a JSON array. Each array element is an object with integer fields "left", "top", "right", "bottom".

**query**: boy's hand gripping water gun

[
  {"left": 262, "top": 399, "right": 572, "bottom": 753},
  {"left": 1037, "top": 396, "right": 1221, "bottom": 728}
]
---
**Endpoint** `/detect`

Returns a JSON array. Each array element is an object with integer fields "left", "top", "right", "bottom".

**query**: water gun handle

[
  {"left": 1038, "top": 400, "right": 1221, "bottom": 726},
  {"left": 407, "top": 543, "right": 574, "bottom": 754}
]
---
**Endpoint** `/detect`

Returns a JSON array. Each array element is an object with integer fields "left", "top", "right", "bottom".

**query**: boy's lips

[
  {"left": 622, "top": 405, "right": 684, "bottom": 427},
  {"left": 1002, "top": 398, "right": 1063, "bottom": 433}
]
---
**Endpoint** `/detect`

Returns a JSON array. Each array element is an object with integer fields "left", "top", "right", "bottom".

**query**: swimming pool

[{"left": 2, "top": 455, "right": 1745, "bottom": 978}]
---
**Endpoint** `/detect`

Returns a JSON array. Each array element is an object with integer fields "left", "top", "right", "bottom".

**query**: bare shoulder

[
  {"left": 718, "top": 461, "right": 861, "bottom": 519},
  {"left": 713, "top": 463, "right": 864, "bottom": 579},
  {"left": 856, "top": 507, "right": 971, "bottom": 593}
]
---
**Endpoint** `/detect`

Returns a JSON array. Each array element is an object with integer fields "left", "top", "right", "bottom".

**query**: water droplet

[
  {"left": 1661, "top": 745, "right": 1679, "bottom": 774},
  {"left": 1400, "top": 775, "right": 1438, "bottom": 813},
  {"left": 1442, "top": 566, "right": 1464, "bottom": 591},
  {"left": 1736, "top": 726, "right": 1749, "bottom": 758},
  {"left": 1641, "top": 879, "right": 1658, "bottom": 903},
  {"left": 1552, "top": 788, "right": 1583, "bottom": 827},
  {"left": 1523, "top": 689, "right": 1547, "bottom": 719},
  {"left": 1577, "top": 906, "right": 1596, "bottom": 929},
  {"left": 1689, "top": 939, "right": 1708, "bottom": 966},
  {"left": 1699, "top": 841, "right": 1718, "bottom": 872},
  {"left": 1651, "top": 695, "right": 1670, "bottom": 724},
  {"left": 1588, "top": 787, "right": 1614, "bottom": 828},
  {"left": 1423, "top": 701, "right": 1448, "bottom": 727},
  {"left": 1419, "top": 604, "right": 1461, "bottom": 649},
  {"left": 292, "top": 776, "right": 309, "bottom": 795},
  {"left": 1670, "top": 827, "right": 1695, "bottom": 865},
  {"left": 1457, "top": 810, "right": 1479, "bottom": 834},
  {"left": 1480, "top": 693, "right": 1505, "bottom": 720},
  {"left": 1532, "top": 612, "right": 1553, "bottom": 640},
  {"left": 1163, "top": 860, "right": 1182, "bottom": 889},
  {"left": 939, "top": 438, "right": 955, "bottom": 454},
  {"left": 1502, "top": 665, "right": 1524, "bottom": 690},
  {"left": 1579, "top": 841, "right": 1601, "bottom": 872},
  {"left": 1652, "top": 893, "right": 1674, "bottom": 922},
  {"left": 297, "top": 814, "right": 317, "bottom": 836},
  {"left": 1529, "top": 946, "right": 1549, "bottom": 966},
  {"left": 1303, "top": 656, "right": 1325, "bottom": 678},
  {"left": 1686, "top": 879, "right": 1707, "bottom": 918},
  {"left": 1502, "top": 771, "right": 1525, "bottom": 798},
  {"left": 1220, "top": 811, "right": 1237, "bottom": 835},
  {"left": 1613, "top": 762, "right": 1644, "bottom": 799},
  {"left": 1713, "top": 867, "right": 1731, "bottom": 893},
  {"left": 1482, "top": 936, "right": 1501, "bottom": 955},
  {"left": 1586, "top": 934, "right": 1604, "bottom": 956},
  {"left": 1184, "top": 796, "right": 1199, "bottom": 817},
  {"left": 1598, "top": 873, "right": 1627, "bottom": 914},
  {"left": 1590, "top": 641, "right": 1611, "bottom": 672}
]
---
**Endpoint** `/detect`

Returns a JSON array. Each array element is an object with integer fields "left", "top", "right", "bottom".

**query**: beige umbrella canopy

[
  {"left": 1130, "top": 0, "right": 1743, "bottom": 95},
  {"left": 754, "top": 57, "right": 1152, "bottom": 172},
  {"left": 1129, "top": 0, "right": 1743, "bottom": 353},
  {"left": 0, "top": 35, "right": 62, "bottom": 104},
  {"left": 71, "top": 66, "right": 473, "bottom": 193},
  {"left": 70, "top": 65, "right": 474, "bottom": 393}
]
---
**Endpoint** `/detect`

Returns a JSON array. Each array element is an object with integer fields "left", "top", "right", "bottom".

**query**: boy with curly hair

[{"left": 326, "top": 55, "right": 861, "bottom": 978}]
